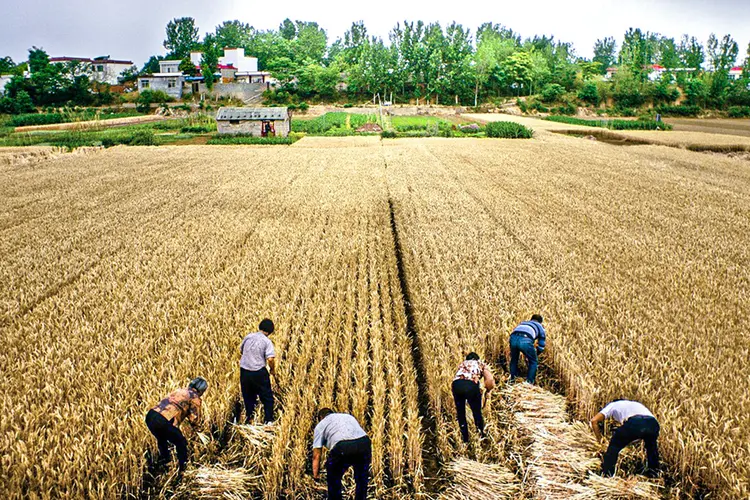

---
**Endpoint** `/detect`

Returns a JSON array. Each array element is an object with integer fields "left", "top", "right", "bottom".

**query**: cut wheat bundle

[
  {"left": 438, "top": 459, "right": 519, "bottom": 499},
  {"left": 173, "top": 464, "right": 262, "bottom": 500},
  {"left": 505, "top": 382, "right": 661, "bottom": 499}
]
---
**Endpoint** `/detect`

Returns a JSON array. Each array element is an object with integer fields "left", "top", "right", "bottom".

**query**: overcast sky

[{"left": 1, "top": 0, "right": 748, "bottom": 68}]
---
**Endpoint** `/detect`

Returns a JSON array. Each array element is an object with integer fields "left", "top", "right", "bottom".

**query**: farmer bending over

[
  {"left": 312, "top": 408, "right": 372, "bottom": 500},
  {"left": 145, "top": 377, "right": 207, "bottom": 472},
  {"left": 591, "top": 399, "right": 660, "bottom": 477},
  {"left": 509, "top": 314, "right": 546, "bottom": 384},
  {"left": 239, "top": 318, "right": 277, "bottom": 424},
  {"left": 452, "top": 352, "right": 496, "bottom": 442}
]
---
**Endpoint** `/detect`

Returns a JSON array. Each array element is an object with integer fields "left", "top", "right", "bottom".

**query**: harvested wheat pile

[
  {"left": 173, "top": 464, "right": 262, "bottom": 500},
  {"left": 439, "top": 459, "right": 519, "bottom": 499},
  {"left": 506, "top": 383, "right": 659, "bottom": 500}
]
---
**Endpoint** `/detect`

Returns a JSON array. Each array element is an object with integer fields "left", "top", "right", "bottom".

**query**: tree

[
  {"left": 706, "top": 33, "right": 738, "bottom": 104},
  {"left": 502, "top": 51, "right": 533, "bottom": 96},
  {"left": 118, "top": 65, "right": 139, "bottom": 85},
  {"left": 200, "top": 34, "right": 221, "bottom": 90},
  {"left": 658, "top": 37, "right": 680, "bottom": 69},
  {"left": 179, "top": 58, "right": 198, "bottom": 77},
  {"left": 28, "top": 47, "right": 49, "bottom": 74},
  {"left": 279, "top": 18, "right": 297, "bottom": 40},
  {"left": 164, "top": 17, "right": 200, "bottom": 59},
  {"left": 141, "top": 56, "right": 163, "bottom": 74},
  {"left": 678, "top": 35, "right": 705, "bottom": 73},
  {"left": 619, "top": 28, "right": 655, "bottom": 81},
  {"left": 215, "top": 20, "right": 253, "bottom": 50},
  {"left": 0, "top": 56, "right": 15, "bottom": 74},
  {"left": 593, "top": 37, "right": 617, "bottom": 74}
]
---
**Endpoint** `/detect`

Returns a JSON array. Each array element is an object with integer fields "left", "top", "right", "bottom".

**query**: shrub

[
  {"left": 544, "top": 115, "right": 672, "bottom": 130},
  {"left": 0, "top": 91, "right": 35, "bottom": 115},
  {"left": 381, "top": 130, "right": 397, "bottom": 139},
  {"left": 206, "top": 134, "right": 296, "bottom": 145},
  {"left": 541, "top": 84, "right": 566, "bottom": 103},
  {"left": 552, "top": 101, "right": 577, "bottom": 115},
  {"left": 128, "top": 130, "right": 156, "bottom": 145},
  {"left": 655, "top": 105, "right": 701, "bottom": 117},
  {"left": 343, "top": 103, "right": 354, "bottom": 108},
  {"left": 728, "top": 106, "right": 750, "bottom": 118},
  {"left": 578, "top": 82, "right": 601, "bottom": 106},
  {"left": 8, "top": 113, "right": 65, "bottom": 127},
  {"left": 181, "top": 124, "right": 215, "bottom": 133},
  {"left": 485, "top": 121, "right": 533, "bottom": 139},
  {"left": 135, "top": 90, "right": 172, "bottom": 113}
]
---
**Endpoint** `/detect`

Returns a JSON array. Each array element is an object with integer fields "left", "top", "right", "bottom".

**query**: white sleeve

[
  {"left": 600, "top": 402, "right": 615, "bottom": 418},
  {"left": 312, "top": 422, "right": 324, "bottom": 449},
  {"left": 265, "top": 339, "right": 276, "bottom": 359}
]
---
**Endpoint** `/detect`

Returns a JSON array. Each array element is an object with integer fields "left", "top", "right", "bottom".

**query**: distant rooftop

[{"left": 215, "top": 107, "right": 289, "bottom": 121}]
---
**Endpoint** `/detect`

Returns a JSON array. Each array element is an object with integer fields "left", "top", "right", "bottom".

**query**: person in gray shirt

[
  {"left": 239, "top": 319, "right": 277, "bottom": 423},
  {"left": 312, "top": 408, "right": 371, "bottom": 500}
]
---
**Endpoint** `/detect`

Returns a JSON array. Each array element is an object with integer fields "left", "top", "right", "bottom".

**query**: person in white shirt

[
  {"left": 312, "top": 408, "right": 371, "bottom": 500},
  {"left": 239, "top": 318, "right": 277, "bottom": 423},
  {"left": 590, "top": 399, "right": 660, "bottom": 477}
]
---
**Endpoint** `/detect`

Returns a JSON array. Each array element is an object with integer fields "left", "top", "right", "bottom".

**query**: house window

[
  {"left": 141, "top": 80, "right": 150, "bottom": 88},
  {"left": 230, "top": 120, "right": 240, "bottom": 125},
  {"left": 168, "top": 79, "right": 176, "bottom": 88},
  {"left": 96, "top": 65, "right": 104, "bottom": 72}
]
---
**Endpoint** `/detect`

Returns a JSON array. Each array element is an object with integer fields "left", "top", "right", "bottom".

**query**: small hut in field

[{"left": 215, "top": 107, "right": 290, "bottom": 137}]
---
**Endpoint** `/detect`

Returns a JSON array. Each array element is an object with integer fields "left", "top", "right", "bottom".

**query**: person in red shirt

[
  {"left": 145, "top": 377, "right": 207, "bottom": 472},
  {"left": 452, "top": 353, "right": 495, "bottom": 442}
]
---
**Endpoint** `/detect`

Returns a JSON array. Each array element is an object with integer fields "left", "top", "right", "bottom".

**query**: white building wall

[
  {"left": 0, "top": 75, "right": 13, "bottom": 95},
  {"left": 92, "top": 62, "right": 132, "bottom": 85}
]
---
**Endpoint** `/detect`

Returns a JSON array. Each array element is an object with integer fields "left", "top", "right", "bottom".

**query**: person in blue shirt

[{"left": 509, "top": 314, "right": 546, "bottom": 384}]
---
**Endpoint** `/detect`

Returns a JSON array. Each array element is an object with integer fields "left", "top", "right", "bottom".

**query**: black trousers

[
  {"left": 326, "top": 436, "right": 372, "bottom": 500},
  {"left": 602, "top": 415, "right": 660, "bottom": 476},
  {"left": 240, "top": 367, "right": 274, "bottom": 423},
  {"left": 145, "top": 409, "right": 189, "bottom": 470},
  {"left": 452, "top": 379, "right": 484, "bottom": 443}
]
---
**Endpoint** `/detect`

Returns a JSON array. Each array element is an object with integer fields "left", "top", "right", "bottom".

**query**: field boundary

[{"left": 387, "top": 196, "right": 442, "bottom": 492}]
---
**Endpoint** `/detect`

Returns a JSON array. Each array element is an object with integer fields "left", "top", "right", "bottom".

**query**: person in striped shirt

[{"left": 509, "top": 314, "right": 546, "bottom": 384}]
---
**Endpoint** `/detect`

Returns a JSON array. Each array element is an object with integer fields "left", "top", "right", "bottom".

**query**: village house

[
  {"left": 48, "top": 56, "right": 134, "bottom": 84},
  {"left": 190, "top": 48, "right": 273, "bottom": 84},
  {"left": 137, "top": 60, "right": 185, "bottom": 98},
  {"left": 729, "top": 66, "right": 745, "bottom": 80},
  {"left": 215, "top": 107, "right": 290, "bottom": 137}
]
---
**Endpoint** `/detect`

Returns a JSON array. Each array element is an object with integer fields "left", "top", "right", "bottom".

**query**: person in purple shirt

[{"left": 509, "top": 314, "right": 546, "bottom": 384}]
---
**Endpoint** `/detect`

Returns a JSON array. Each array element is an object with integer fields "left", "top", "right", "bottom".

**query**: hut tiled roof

[{"left": 215, "top": 107, "right": 288, "bottom": 121}]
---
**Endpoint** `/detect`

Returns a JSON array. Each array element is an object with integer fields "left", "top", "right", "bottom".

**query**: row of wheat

[
  {"left": 0, "top": 145, "right": 422, "bottom": 498},
  {"left": 382, "top": 135, "right": 750, "bottom": 498}
]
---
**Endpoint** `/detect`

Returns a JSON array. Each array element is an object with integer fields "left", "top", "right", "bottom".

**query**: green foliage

[
  {"left": 135, "top": 90, "right": 172, "bottom": 113},
  {"left": 164, "top": 17, "right": 200, "bottom": 59},
  {"left": 291, "top": 112, "right": 376, "bottom": 134},
  {"left": 201, "top": 34, "right": 221, "bottom": 91},
  {"left": 206, "top": 134, "right": 297, "bottom": 145},
  {"left": 593, "top": 37, "right": 617, "bottom": 74},
  {"left": 683, "top": 79, "right": 709, "bottom": 107},
  {"left": 552, "top": 100, "right": 577, "bottom": 115},
  {"left": 0, "top": 90, "right": 35, "bottom": 115},
  {"left": 649, "top": 81, "right": 680, "bottom": 104},
  {"left": 541, "top": 83, "right": 565, "bottom": 103},
  {"left": 381, "top": 130, "right": 397, "bottom": 138},
  {"left": 545, "top": 115, "right": 672, "bottom": 130},
  {"left": 578, "top": 82, "right": 602, "bottom": 105},
  {"left": 8, "top": 113, "right": 63, "bottom": 126},
  {"left": 485, "top": 121, "right": 533, "bottom": 138},
  {"left": 391, "top": 116, "right": 451, "bottom": 132},
  {"left": 654, "top": 105, "right": 701, "bottom": 117},
  {"left": 727, "top": 106, "right": 750, "bottom": 118}
]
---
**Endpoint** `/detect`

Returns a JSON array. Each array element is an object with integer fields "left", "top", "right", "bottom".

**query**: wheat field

[{"left": 1, "top": 134, "right": 748, "bottom": 498}]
